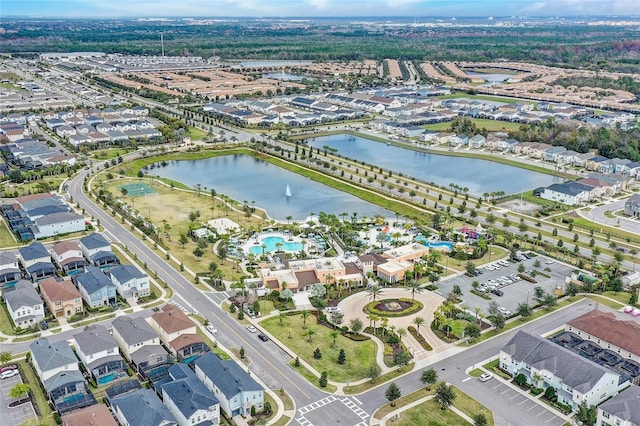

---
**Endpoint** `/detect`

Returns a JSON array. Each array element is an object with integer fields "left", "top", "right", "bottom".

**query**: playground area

[{"left": 118, "top": 182, "right": 157, "bottom": 198}]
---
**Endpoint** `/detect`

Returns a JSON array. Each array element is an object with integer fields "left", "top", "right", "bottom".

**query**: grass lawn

[
  {"left": 447, "top": 319, "right": 471, "bottom": 338},
  {"left": 374, "top": 388, "right": 434, "bottom": 419},
  {"left": 344, "top": 363, "right": 415, "bottom": 394},
  {"left": 188, "top": 127, "right": 209, "bottom": 141},
  {"left": 435, "top": 93, "right": 527, "bottom": 104},
  {"left": 602, "top": 291, "right": 632, "bottom": 306},
  {"left": 394, "top": 399, "right": 468, "bottom": 426},
  {"left": 423, "top": 118, "right": 522, "bottom": 132},
  {"left": 468, "top": 368, "right": 484, "bottom": 377},
  {"left": 0, "top": 301, "right": 16, "bottom": 335},
  {"left": 19, "top": 360, "right": 56, "bottom": 425},
  {"left": 289, "top": 361, "right": 338, "bottom": 393},
  {"left": 261, "top": 313, "right": 376, "bottom": 383},
  {"left": 586, "top": 295, "right": 625, "bottom": 310},
  {"left": 91, "top": 148, "right": 131, "bottom": 161},
  {"left": 0, "top": 219, "right": 17, "bottom": 248}
]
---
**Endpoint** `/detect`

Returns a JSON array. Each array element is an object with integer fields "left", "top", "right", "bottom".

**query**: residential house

[
  {"left": 51, "top": 241, "right": 86, "bottom": 275},
  {"left": 160, "top": 363, "right": 220, "bottom": 426},
  {"left": 18, "top": 242, "right": 56, "bottom": 280},
  {"left": 449, "top": 134, "right": 469, "bottom": 147},
  {"left": 2, "top": 280, "right": 44, "bottom": 328},
  {"left": 468, "top": 134, "right": 486, "bottom": 149},
  {"left": 556, "top": 150, "right": 581, "bottom": 166},
  {"left": 529, "top": 143, "right": 553, "bottom": 159},
  {"left": 149, "top": 304, "right": 209, "bottom": 363},
  {"left": 0, "top": 251, "right": 22, "bottom": 284},
  {"left": 73, "top": 266, "right": 117, "bottom": 309},
  {"left": 585, "top": 155, "right": 610, "bottom": 172},
  {"left": 106, "top": 264, "right": 149, "bottom": 299},
  {"left": 111, "top": 316, "right": 171, "bottom": 380},
  {"left": 30, "top": 212, "right": 85, "bottom": 240},
  {"left": 79, "top": 233, "right": 119, "bottom": 267},
  {"left": 625, "top": 162, "right": 640, "bottom": 178},
  {"left": 39, "top": 277, "right": 83, "bottom": 318},
  {"left": 500, "top": 331, "right": 623, "bottom": 411},
  {"left": 29, "top": 338, "right": 95, "bottom": 414},
  {"left": 587, "top": 173, "right": 623, "bottom": 194},
  {"left": 596, "top": 385, "right": 640, "bottom": 426},
  {"left": 193, "top": 352, "right": 264, "bottom": 417},
  {"left": 72, "top": 324, "right": 128, "bottom": 385},
  {"left": 543, "top": 146, "right": 567, "bottom": 162},
  {"left": 565, "top": 309, "right": 640, "bottom": 362},
  {"left": 624, "top": 194, "right": 640, "bottom": 218},
  {"left": 540, "top": 182, "right": 592, "bottom": 206},
  {"left": 60, "top": 404, "right": 118, "bottom": 426},
  {"left": 109, "top": 388, "right": 177, "bottom": 426}
]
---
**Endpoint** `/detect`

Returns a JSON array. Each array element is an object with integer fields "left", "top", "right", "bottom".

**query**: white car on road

[
  {"left": 498, "top": 307, "right": 511, "bottom": 316},
  {"left": 206, "top": 324, "right": 217, "bottom": 334},
  {"left": 246, "top": 325, "right": 257, "bottom": 333},
  {"left": 479, "top": 372, "right": 493, "bottom": 382}
]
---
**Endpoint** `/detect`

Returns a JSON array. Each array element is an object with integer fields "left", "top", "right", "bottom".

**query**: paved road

[{"left": 578, "top": 199, "right": 640, "bottom": 235}]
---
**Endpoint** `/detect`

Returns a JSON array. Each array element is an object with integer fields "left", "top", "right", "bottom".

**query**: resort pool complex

[
  {"left": 415, "top": 238, "right": 453, "bottom": 251},
  {"left": 249, "top": 236, "right": 303, "bottom": 255}
]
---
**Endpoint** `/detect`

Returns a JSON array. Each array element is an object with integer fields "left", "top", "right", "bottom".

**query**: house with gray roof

[
  {"left": 596, "top": 385, "right": 640, "bottom": 426},
  {"left": 73, "top": 266, "right": 117, "bottom": 309},
  {"left": 79, "top": 232, "right": 119, "bottom": 267},
  {"left": 500, "top": 331, "right": 623, "bottom": 411},
  {"left": 2, "top": 280, "right": 44, "bottom": 328},
  {"left": 0, "top": 251, "right": 22, "bottom": 284},
  {"left": 107, "top": 264, "right": 150, "bottom": 299},
  {"left": 18, "top": 242, "right": 56, "bottom": 280},
  {"left": 193, "top": 352, "right": 264, "bottom": 417},
  {"left": 72, "top": 324, "right": 127, "bottom": 385},
  {"left": 29, "top": 338, "right": 95, "bottom": 414},
  {"left": 540, "top": 182, "right": 592, "bottom": 206},
  {"left": 160, "top": 363, "right": 220, "bottom": 426},
  {"left": 624, "top": 194, "right": 640, "bottom": 218},
  {"left": 109, "top": 388, "right": 177, "bottom": 426}
]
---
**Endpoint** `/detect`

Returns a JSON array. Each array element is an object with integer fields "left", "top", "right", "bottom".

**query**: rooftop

[
  {"left": 60, "top": 403, "right": 118, "bottom": 426},
  {"left": 73, "top": 324, "right": 118, "bottom": 356},
  {"left": 151, "top": 304, "right": 195, "bottom": 334},
  {"left": 109, "top": 389, "right": 177, "bottom": 426},
  {"left": 598, "top": 385, "right": 640, "bottom": 425},
  {"left": 39, "top": 277, "right": 80, "bottom": 303},
  {"left": 568, "top": 309, "right": 640, "bottom": 357},
  {"left": 194, "top": 352, "right": 263, "bottom": 398},
  {"left": 29, "top": 338, "right": 77, "bottom": 373},
  {"left": 112, "top": 316, "right": 157, "bottom": 346}
]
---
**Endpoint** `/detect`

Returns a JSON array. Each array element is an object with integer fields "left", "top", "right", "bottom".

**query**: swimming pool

[
  {"left": 249, "top": 236, "right": 303, "bottom": 255},
  {"left": 416, "top": 238, "right": 453, "bottom": 251}
]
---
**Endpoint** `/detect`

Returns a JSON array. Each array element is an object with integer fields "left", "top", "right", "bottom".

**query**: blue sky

[{"left": 3, "top": 0, "right": 638, "bottom": 18}]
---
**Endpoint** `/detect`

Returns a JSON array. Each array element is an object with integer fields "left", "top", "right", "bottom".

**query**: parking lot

[
  {"left": 476, "top": 378, "right": 565, "bottom": 426},
  {"left": 0, "top": 371, "right": 37, "bottom": 426},
  {"left": 437, "top": 253, "right": 576, "bottom": 316}
]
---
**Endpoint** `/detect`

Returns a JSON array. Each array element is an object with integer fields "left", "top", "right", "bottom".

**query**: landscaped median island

[
  {"left": 363, "top": 298, "right": 424, "bottom": 317},
  {"left": 260, "top": 312, "right": 377, "bottom": 383}
]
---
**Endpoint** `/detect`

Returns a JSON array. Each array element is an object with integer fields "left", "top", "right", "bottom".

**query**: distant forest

[{"left": 2, "top": 19, "right": 640, "bottom": 74}]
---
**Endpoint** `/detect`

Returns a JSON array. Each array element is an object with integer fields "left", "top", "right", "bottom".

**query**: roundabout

[{"left": 363, "top": 298, "right": 424, "bottom": 317}]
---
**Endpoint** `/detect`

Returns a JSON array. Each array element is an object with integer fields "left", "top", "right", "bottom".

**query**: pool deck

[{"left": 242, "top": 231, "right": 306, "bottom": 255}]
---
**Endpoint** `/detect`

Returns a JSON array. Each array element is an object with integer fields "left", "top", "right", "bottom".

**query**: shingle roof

[
  {"left": 161, "top": 364, "right": 219, "bottom": 419},
  {"left": 29, "top": 338, "right": 77, "bottom": 373},
  {"left": 39, "top": 277, "right": 80, "bottom": 303},
  {"left": 44, "top": 370, "right": 84, "bottom": 393},
  {"left": 107, "top": 264, "right": 147, "bottom": 284},
  {"left": 73, "top": 324, "right": 117, "bottom": 356},
  {"left": 598, "top": 385, "right": 640, "bottom": 425},
  {"left": 130, "top": 344, "right": 168, "bottom": 365},
  {"left": 194, "top": 352, "right": 263, "bottom": 398},
  {"left": 568, "top": 309, "right": 640, "bottom": 357},
  {"left": 75, "top": 267, "right": 114, "bottom": 295},
  {"left": 3, "top": 280, "right": 42, "bottom": 311},
  {"left": 151, "top": 304, "right": 194, "bottom": 334},
  {"left": 51, "top": 241, "right": 81, "bottom": 255},
  {"left": 110, "top": 389, "right": 177, "bottom": 426},
  {"left": 111, "top": 316, "right": 157, "bottom": 346},
  {"left": 501, "top": 331, "right": 615, "bottom": 393},
  {"left": 60, "top": 403, "right": 118, "bottom": 426},
  {"left": 79, "top": 232, "right": 110, "bottom": 250},
  {"left": 169, "top": 334, "right": 205, "bottom": 352},
  {"left": 19, "top": 242, "right": 50, "bottom": 261}
]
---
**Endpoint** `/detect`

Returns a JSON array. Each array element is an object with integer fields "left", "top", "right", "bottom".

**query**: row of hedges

[
  {"left": 519, "top": 273, "right": 537, "bottom": 283},
  {"left": 407, "top": 326, "right": 433, "bottom": 351},
  {"left": 363, "top": 298, "right": 423, "bottom": 317}
]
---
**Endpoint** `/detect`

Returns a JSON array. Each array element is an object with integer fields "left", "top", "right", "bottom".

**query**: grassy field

[
  {"left": 602, "top": 291, "right": 633, "bottom": 306},
  {"left": 423, "top": 118, "right": 522, "bottom": 132},
  {"left": 289, "top": 361, "right": 338, "bottom": 393},
  {"left": 188, "top": 127, "right": 209, "bottom": 141},
  {"left": 394, "top": 398, "right": 468, "bottom": 426},
  {"left": 435, "top": 93, "right": 531, "bottom": 105},
  {"left": 91, "top": 148, "right": 131, "bottom": 161},
  {"left": 453, "top": 386, "right": 495, "bottom": 426},
  {"left": 374, "top": 388, "right": 434, "bottom": 419},
  {"left": 586, "top": 294, "right": 625, "bottom": 310},
  {"left": 261, "top": 313, "right": 377, "bottom": 383},
  {"left": 0, "top": 219, "right": 17, "bottom": 248},
  {"left": 19, "top": 360, "right": 56, "bottom": 425},
  {"left": 344, "top": 363, "right": 415, "bottom": 394}
]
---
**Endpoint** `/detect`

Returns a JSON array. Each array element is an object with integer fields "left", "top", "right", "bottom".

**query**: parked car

[
  {"left": 40, "top": 320, "right": 48, "bottom": 330},
  {"left": 246, "top": 325, "right": 257, "bottom": 333},
  {"left": 491, "top": 289, "right": 504, "bottom": 297},
  {"left": 1, "top": 369, "right": 19, "bottom": 379},
  {"left": 498, "top": 307, "right": 511, "bottom": 316},
  {"left": 0, "top": 365, "right": 18, "bottom": 374},
  {"left": 206, "top": 324, "right": 217, "bottom": 334},
  {"left": 258, "top": 333, "right": 269, "bottom": 342},
  {"left": 479, "top": 372, "right": 493, "bottom": 382}
]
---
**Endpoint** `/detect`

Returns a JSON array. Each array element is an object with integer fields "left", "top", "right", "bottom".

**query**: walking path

[{"left": 373, "top": 394, "right": 475, "bottom": 425}]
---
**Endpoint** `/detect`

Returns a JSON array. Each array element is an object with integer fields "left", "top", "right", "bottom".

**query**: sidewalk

[{"left": 373, "top": 394, "right": 475, "bottom": 425}]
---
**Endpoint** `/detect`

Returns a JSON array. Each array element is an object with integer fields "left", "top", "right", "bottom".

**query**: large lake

[
  {"left": 150, "top": 154, "right": 391, "bottom": 221},
  {"left": 305, "top": 134, "right": 559, "bottom": 195}
]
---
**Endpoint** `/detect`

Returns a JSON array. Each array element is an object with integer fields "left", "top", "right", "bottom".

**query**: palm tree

[
  {"left": 330, "top": 330, "right": 339, "bottom": 348},
  {"left": 301, "top": 310, "right": 310, "bottom": 329},
  {"left": 305, "top": 328, "right": 315, "bottom": 343},
  {"left": 406, "top": 281, "right": 423, "bottom": 302},
  {"left": 397, "top": 327, "right": 407, "bottom": 344},
  {"left": 367, "top": 285, "right": 383, "bottom": 302},
  {"left": 279, "top": 312, "right": 286, "bottom": 327},
  {"left": 412, "top": 317, "right": 425, "bottom": 334}
]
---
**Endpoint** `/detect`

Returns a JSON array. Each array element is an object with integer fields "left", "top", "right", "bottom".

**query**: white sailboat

[{"left": 285, "top": 184, "right": 292, "bottom": 197}]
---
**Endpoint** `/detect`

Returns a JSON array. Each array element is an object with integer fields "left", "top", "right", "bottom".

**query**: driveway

[
  {"left": 0, "top": 372, "right": 37, "bottom": 426},
  {"left": 338, "top": 288, "right": 449, "bottom": 360}
]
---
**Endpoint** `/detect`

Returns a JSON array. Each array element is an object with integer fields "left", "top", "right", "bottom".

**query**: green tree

[
  {"left": 349, "top": 318, "right": 363, "bottom": 335},
  {"left": 367, "top": 285, "right": 383, "bottom": 302},
  {"left": 239, "top": 346, "right": 245, "bottom": 359},
  {"left": 420, "top": 368, "right": 438, "bottom": 391},
  {"left": 406, "top": 281, "right": 423, "bottom": 302},
  {"left": 385, "top": 382, "right": 401, "bottom": 407},
  {"left": 516, "top": 302, "right": 532, "bottom": 318},
  {"left": 314, "top": 348, "right": 322, "bottom": 359},
  {"left": 368, "top": 364, "right": 382, "bottom": 384},
  {"left": 412, "top": 316, "right": 425, "bottom": 334},
  {"left": 330, "top": 330, "right": 339, "bottom": 348},
  {"left": 338, "top": 348, "right": 346, "bottom": 365},
  {"left": 319, "top": 371, "right": 328, "bottom": 388},
  {"left": 464, "top": 323, "right": 481, "bottom": 341},
  {"left": 434, "top": 382, "right": 456, "bottom": 410},
  {"left": 10, "top": 383, "right": 30, "bottom": 399},
  {"left": 301, "top": 310, "right": 310, "bottom": 329},
  {"left": 473, "top": 413, "right": 488, "bottom": 426}
]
